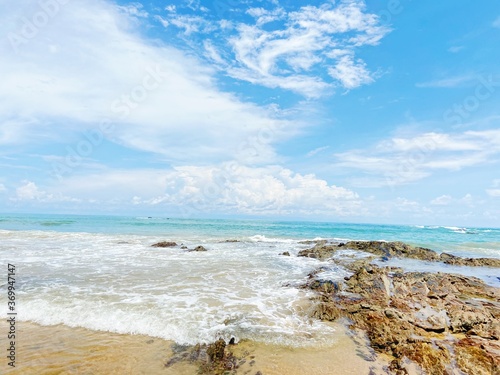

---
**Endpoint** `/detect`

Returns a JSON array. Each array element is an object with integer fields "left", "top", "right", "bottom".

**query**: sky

[{"left": 0, "top": 0, "right": 499, "bottom": 226}]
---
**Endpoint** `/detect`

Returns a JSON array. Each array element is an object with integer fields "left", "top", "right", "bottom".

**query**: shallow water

[
  {"left": 0, "top": 321, "right": 388, "bottom": 375},
  {"left": 0, "top": 214, "right": 498, "bottom": 347}
]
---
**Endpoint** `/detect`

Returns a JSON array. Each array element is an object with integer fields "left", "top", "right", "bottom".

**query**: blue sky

[{"left": 1, "top": 0, "right": 499, "bottom": 226}]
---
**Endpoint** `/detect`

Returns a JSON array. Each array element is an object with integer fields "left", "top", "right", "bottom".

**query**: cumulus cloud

[
  {"left": 430, "top": 195, "right": 452, "bottom": 206},
  {"left": 13, "top": 181, "right": 80, "bottom": 203},
  {"left": 50, "top": 164, "right": 361, "bottom": 216}
]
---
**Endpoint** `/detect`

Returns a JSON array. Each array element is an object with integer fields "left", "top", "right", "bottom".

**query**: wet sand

[{"left": 0, "top": 321, "right": 389, "bottom": 374}]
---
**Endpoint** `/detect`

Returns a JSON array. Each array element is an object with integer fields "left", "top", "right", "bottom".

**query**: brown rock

[
  {"left": 303, "top": 262, "right": 500, "bottom": 374},
  {"left": 151, "top": 241, "right": 177, "bottom": 247},
  {"left": 338, "top": 241, "right": 440, "bottom": 261},
  {"left": 455, "top": 337, "right": 500, "bottom": 375},
  {"left": 191, "top": 246, "right": 208, "bottom": 252},
  {"left": 206, "top": 338, "right": 226, "bottom": 362},
  {"left": 440, "top": 252, "right": 500, "bottom": 268}
]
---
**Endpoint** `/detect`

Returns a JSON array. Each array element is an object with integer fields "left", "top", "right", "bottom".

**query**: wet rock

[
  {"left": 303, "top": 262, "right": 500, "bottom": 374},
  {"left": 455, "top": 337, "right": 500, "bottom": 375},
  {"left": 338, "top": 241, "right": 440, "bottom": 261},
  {"left": 151, "top": 241, "right": 177, "bottom": 247},
  {"left": 280, "top": 251, "right": 291, "bottom": 256},
  {"left": 298, "top": 239, "right": 327, "bottom": 245},
  {"left": 223, "top": 239, "right": 240, "bottom": 243},
  {"left": 440, "top": 252, "right": 500, "bottom": 268},
  {"left": 190, "top": 245, "right": 208, "bottom": 252},
  {"left": 297, "top": 244, "right": 339, "bottom": 259},
  {"left": 207, "top": 338, "right": 226, "bottom": 362},
  {"left": 311, "top": 301, "right": 340, "bottom": 321},
  {"left": 167, "top": 339, "right": 241, "bottom": 375}
]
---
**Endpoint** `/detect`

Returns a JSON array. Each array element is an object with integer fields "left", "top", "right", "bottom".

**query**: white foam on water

[{"left": 0, "top": 230, "right": 339, "bottom": 347}]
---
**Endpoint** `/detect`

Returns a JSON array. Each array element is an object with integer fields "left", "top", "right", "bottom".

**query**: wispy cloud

[
  {"left": 486, "top": 179, "right": 500, "bottom": 197},
  {"left": 335, "top": 129, "right": 500, "bottom": 187},
  {"left": 493, "top": 16, "right": 500, "bottom": 28},
  {"left": 118, "top": 3, "right": 149, "bottom": 18},
  {"left": 307, "top": 146, "right": 330, "bottom": 157},
  {"left": 447, "top": 46, "right": 464, "bottom": 53},
  {"left": 0, "top": 0, "right": 297, "bottom": 164},
  {"left": 225, "top": 1, "right": 389, "bottom": 96},
  {"left": 416, "top": 75, "right": 477, "bottom": 88},
  {"left": 157, "top": 0, "right": 390, "bottom": 97}
]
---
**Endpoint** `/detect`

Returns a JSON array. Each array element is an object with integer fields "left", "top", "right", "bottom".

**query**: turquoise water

[
  {"left": 0, "top": 213, "right": 498, "bottom": 346},
  {"left": 1, "top": 213, "right": 499, "bottom": 256}
]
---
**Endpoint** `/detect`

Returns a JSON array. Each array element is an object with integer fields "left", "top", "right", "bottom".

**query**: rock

[
  {"left": 165, "top": 338, "right": 250, "bottom": 374},
  {"left": 297, "top": 244, "right": 339, "bottom": 259},
  {"left": 151, "top": 241, "right": 177, "bottom": 247},
  {"left": 206, "top": 338, "right": 226, "bottom": 362},
  {"left": 298, "top": 239, "right": 327, "bottom": 245},
  {"left": 302, "top": 262, "right": 500, "bottom": 374},
  {"left": 455, "top": 337, "right": 500, "bottom": 375},
  {"left": 440, "top": 252, "right": 500, "bottom": 268},
  {"left": 338, "top": 241, "right": 440, "bottom": 261},
  {"left": 411, "top": 306, "right": 448, "bottom": 333},
  {"left": 310, "top": 302, "right": 340, "bottom": 321},
  {"left": 191, "top": 246, "right": 208, "bottom": 252},
  {"left": 223, "top": 239, "right": 239, "bottom": 243},
  {"left": 280, "top": 251, "right": 290, "bottom": 256}
]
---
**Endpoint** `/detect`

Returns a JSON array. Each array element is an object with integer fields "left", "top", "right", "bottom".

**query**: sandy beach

[{"left": 0, "top": 320, "right": 389, "bottom": 374}]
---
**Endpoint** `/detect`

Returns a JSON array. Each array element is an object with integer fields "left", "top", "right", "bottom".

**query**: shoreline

[
  {"left": 0, "top": 320, "right": 390, "bottom": 375},
  {"left": 1, "top": 236, "right": 498, "bottom": 374}
]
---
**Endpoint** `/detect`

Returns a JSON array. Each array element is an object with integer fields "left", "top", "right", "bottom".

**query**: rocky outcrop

[
  {"left": 165, "top": 338, "right": 256, "bottom": 375},
  {"left": 439, "top": 252, "right": 500, "bottom": 268},
  {"left": 151, "top": 241, "right": 177, "bottom": 247},
  {"left": 280, "top": 251, "right": 291, "bottom": 256},
  {"left": 304, "top": 264, "right": 500, "bottom": 374},
  {"left": 298, "top": 240, "right": 500, "bottom": 268},
  {"left": 298, "top": 243, "right": 343, "bottom": 259},
  {"left": 338, "top": 241, "right": 440, "bottom": 261}
]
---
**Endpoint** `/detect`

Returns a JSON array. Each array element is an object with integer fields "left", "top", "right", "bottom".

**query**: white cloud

[
  {"left": 487, "top": 189, "right": 500, "bottom": 197},
  {"left": 431, "top": 195, "right": 452, "bottom": 206},
  {"left": 13, "top": 181, "right": 80, "bottom": 203},
  {"left": 221, "top": 1, "right": 389, "bottom": 97},
  {"left": 167, "top": 14, "right": 214, "bottom": 35},
  {"left": 118, "top": 3, "right": 149, "bottom": 18},
  {"left": 46, "top": 165, "right": 361, "bottom": 216},
  {"left": 486, "top": 179, "right": 500, "bottom": 197},
  {"left": 493, "top": 16, "right": 500, "bottom": 28},
  {"left": 335, "top": 129, "right": 500, "bottom": 187},
  {"left": 0, "top": 183, "right": 6, "bottom": 193},
  {"left": 0, "top": 0, "right": 296, "bottom": 163},
  {"left": 447, "top": 46, "right": 464, "bottom": 53},
  {"left": 416, "top": 75, "right": 476, "bottom": 88},
  {"left": 328, "top": 54, "right": 373, "bottom": 89},
  {"left": 307, "top": 146, "right": 330, "bottom": 157}
]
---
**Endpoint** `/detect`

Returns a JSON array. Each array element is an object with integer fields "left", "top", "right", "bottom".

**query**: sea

[{"left": 1, "top": 213, "right": 499, "bottom": 347}]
